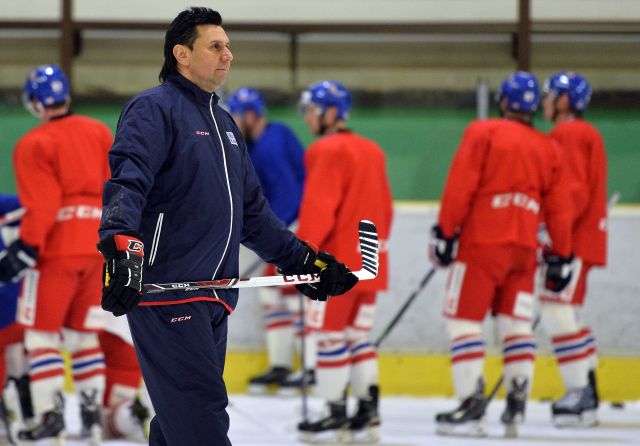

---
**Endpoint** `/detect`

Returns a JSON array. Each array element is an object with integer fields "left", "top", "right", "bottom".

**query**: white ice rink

[{"left": 10, "top": 393, "right": 640, "bottom": 445}]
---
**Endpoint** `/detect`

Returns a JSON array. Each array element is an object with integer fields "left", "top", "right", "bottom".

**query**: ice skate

[
  {"left": 0, "top": 397, "right": 17, "bottom": 445},
  {"left": 500, "top": 377, "right": 528, "bottom": 438},
  {"left": 130, "top": 396, "right": 151, "bottom": 439},
  {"left": 298, "top": 400, "right": 350, "bottom": 444},
  {"left": 347, "top": 385, "right": 380, "bottom": 444},
  {"left": 588, "top": 369, "right": 600, "bottom": 409},
  {"left": 552, "top": 385, "right": 598, "bottom": 427},
  {"left": 435, "top": 381, "right": 486, "bottom": 437},
  {"left": 247, "top": 366, "right": 291, "bottom": 394},
  {"left": 80, "top": 389, "right": 102, "bottom": 446},
  {"left": 17, "top": 392, "right": 65, "bottom": 445},
  {"left": 277, "top": 369, "right": 316, "bottom": 397}
]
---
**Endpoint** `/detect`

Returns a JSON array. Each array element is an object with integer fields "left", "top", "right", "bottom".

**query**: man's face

[
  {"left": 178, "top": 24, "right": 233, "bottom": 92},
  {"left": 302, "top": 104, "right": 322, "bottom": 135}
]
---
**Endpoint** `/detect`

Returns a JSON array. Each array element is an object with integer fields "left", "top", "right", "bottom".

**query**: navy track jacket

[{"left": 99, "top": 74, "right": 304, "bottom": 310}]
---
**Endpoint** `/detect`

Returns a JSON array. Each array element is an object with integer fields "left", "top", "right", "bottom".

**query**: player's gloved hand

[
  {"left": 428, "top": 225, "right": 458, "bottom": 268},
  {"left": 0, "top": 239, "right": 38, "bottom": 283},
  {"left": 544, "top": 252, "right": 574, "bottom": 293},
  {"left": 97, "top": 233, "right": 144, "bottom": 317},
  {"left": 282, "top": 241, "right": 359, "bottom": 301}
]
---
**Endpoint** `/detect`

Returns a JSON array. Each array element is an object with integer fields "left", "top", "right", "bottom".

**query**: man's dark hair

[{"left": 159, "top": 7, "right": 223, "bottom": 83}]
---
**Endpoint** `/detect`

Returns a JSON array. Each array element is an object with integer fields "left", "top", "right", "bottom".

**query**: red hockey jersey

[
  {"left": 297, "top": 131, "right": 393, "bottom": 291},
  {"left": 550, "top": 119, "right": 607, "bottom": 265},
  {"left": 438, "top": 118, "right": 572, "bottom": 257},
  {"left": 13, "top": 114, "right": 112, "bottom": 259}
]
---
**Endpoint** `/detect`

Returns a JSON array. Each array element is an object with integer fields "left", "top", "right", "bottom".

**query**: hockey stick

[
  {"left": 374, "top": 267, "right": 437, "bottom": 347},
  {"left": 0, "top": 208, "right": 25, "bottom": 227},
  {"left": 143, "top": 220, "right": 379, "bottom": 293}
]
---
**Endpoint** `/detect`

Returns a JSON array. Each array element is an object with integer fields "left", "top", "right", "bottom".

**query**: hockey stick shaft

[
  {"left": 0, "top": 208, "right": 25, "bottom": 227},
  {"left": 374, "top": 267, "right": 437, "bottom": 347},
  {"left": 143, "top": 220, "right": 379, "bottom": 294}
]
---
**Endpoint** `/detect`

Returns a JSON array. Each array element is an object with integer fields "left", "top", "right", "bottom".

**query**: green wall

[{"left": 1, "top": 104, "right": 638, "bottom": 202}]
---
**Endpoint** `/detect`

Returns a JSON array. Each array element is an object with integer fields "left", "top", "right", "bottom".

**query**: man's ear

[{"left": 173, "top": 44, "right": 190, "bottom": 68}]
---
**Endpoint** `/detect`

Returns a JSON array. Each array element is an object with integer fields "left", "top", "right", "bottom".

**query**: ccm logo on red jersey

[{"left": 491, "top": 192, "right": 540, "bottom": 214}]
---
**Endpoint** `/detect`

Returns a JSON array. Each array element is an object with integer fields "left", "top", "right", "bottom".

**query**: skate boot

[
  {"left": 588, "top": 369, "right": 600, "bottom": 409},
  {"left": 552, "top": 385, "right": 598, "bottom": 427},
  {"left": 298, "top": 400, "right": 350, "bottom": 443},
  {"left": 130, "top": 396, "right": 151, "bottom": 439},
  {"left": 17, "top": 392, "right": 65, "bottom": 444},
  {"left": 348, "top": 385, "right": 381, "bottom": 443},
  {"left": 278, "top": 369, "right": 316, "bottom": 396},
  {"left": 0, "top": 397, "right": 17, "bottom": 445},
  {"left": 435, "top": 380, "right": 486, "bottom": 437},
  {"left": 80, "top": 389, "right": 103, "bottom": 445},
  {"left": 500, "top": 377, "right": 528, "bottom": 438},
  {"left": 247, "top": 366, "right": 291, "bottom": 394}
]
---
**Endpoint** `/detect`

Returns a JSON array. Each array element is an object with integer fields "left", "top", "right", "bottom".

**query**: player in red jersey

[
  {"left": 540, "top": 72, "right": 607, "bottom": 427},
  {"left": 430, "top": 72, "right": 573, "bottom": 437},
  {"left": 0, "top": 65, "right": 112, "bottom": 443},
  {"left": 295, "top": 81, "right": 393, "bottom": 443}
]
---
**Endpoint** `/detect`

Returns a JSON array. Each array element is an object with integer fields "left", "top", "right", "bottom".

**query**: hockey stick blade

[{"left": 143, "top": 220, "right": 379, "bottom": 294}]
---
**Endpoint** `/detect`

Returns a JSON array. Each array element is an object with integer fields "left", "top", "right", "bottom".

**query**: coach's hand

[
  {"left": 0, "top": 239, "right": 37, "bottom": 283},
  {"left": 282, "top": 241, "right": 358, "bottom": 301},
  {"left": 428, "top": 225, "right": 457, "bottom": 268},
  {"left": 97, "top": 233, "right": 144, "bottom": 316}
]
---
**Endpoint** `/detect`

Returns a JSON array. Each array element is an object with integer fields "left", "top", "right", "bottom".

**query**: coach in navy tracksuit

[{"left": 97, "top": 7, "right": 358, "bottom": 446}]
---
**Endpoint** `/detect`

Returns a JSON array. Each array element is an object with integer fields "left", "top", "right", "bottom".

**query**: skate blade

[
  {"left": 436, "top": 421, "right": 486, "bottom": 437},
  {"left": 553, "top": 409, "right": 599, "bottom": 428},
  {"left": 348, "top": 426, "right": 380, "bottom": 444},
  {"left": 298, "top": 428, "right": 350, "bottom": 444},
  {"left": 276, "top": 387, "right": 301, "bottom": 397},
  {"left": 18, "top": 430, "right": 66, "bottom": 446},
  {"left": 504, "top": 422, "right": 518, "bottom": 438},
  {"left": 247, "top": 384, "right": 278, "bottom": 395},
  {"left": 83, "top": 423, "right": 103, "bottom": 446}
]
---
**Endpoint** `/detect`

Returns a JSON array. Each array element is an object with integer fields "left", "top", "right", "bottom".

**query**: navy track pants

[{"left": 127, "top": 301, "right": 232, "bottom": 445}]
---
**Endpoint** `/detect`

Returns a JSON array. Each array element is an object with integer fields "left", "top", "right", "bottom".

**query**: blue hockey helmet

[
  {"left": 543, "top": 72, "right": 592, "bottom": 112},
  {"left": 23, "top": 64, "right": 70, "bottom": 113},
  {"left": 497, "top": 71, "right": 540, "bottom": 113},
  {"left": 299, "top": 80, "right": 351, "bottom": 120},
  {"left": 225, "top": 87, "right": 266, "bottom": 117}
]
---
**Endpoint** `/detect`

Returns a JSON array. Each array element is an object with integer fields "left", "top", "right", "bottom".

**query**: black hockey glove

[
  {"left": 97, "top": 233, "right": 144, "bottom": 317},
  {"left": 544, "top": 252, "right": 574, "bottom": 293},
  {"left": 0, "top": 239, "right": 38, "bottom": 283},
  {"left": 428, "top": 225, "right": 458, "bottom": 268},
  {"left": 282, "top": 241, "right": 359, "bottom": 301}
]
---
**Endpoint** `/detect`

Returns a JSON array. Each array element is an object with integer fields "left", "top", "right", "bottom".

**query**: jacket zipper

[
  {"left": 209, "top": 95, "right": 234, "bottom": 282},
  {"left": 148, "top": 212, "right": 164, "bottom": 267}
]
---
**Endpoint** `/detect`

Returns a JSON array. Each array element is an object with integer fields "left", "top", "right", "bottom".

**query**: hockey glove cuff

[
  {"left": 0, "top": 239, "right": 38, "bottom": 283},
  {"left": 97, "top": 232, "right": 144, "bottom": 316},
  {"left": 282, "top": 241, "right": 359, "bottom": 301},
  {"left": 429, "top": 225, "right": 458, "bottom": 268},
  {"left": 544, "top": 252, "right": 574, "bottom": 293}
]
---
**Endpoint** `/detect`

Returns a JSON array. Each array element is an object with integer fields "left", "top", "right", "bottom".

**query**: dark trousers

[{"left": 127, "top": 301, "right": 231, "bottom": 445}]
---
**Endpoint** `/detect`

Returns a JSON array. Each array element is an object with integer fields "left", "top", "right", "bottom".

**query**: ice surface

[{"left": 10, "top": 394, "right": 639, "bottom": 445}]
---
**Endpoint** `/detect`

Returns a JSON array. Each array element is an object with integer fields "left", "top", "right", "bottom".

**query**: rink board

[{"left": 223, "top": 351, "right": 640, "bottom": 401}]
